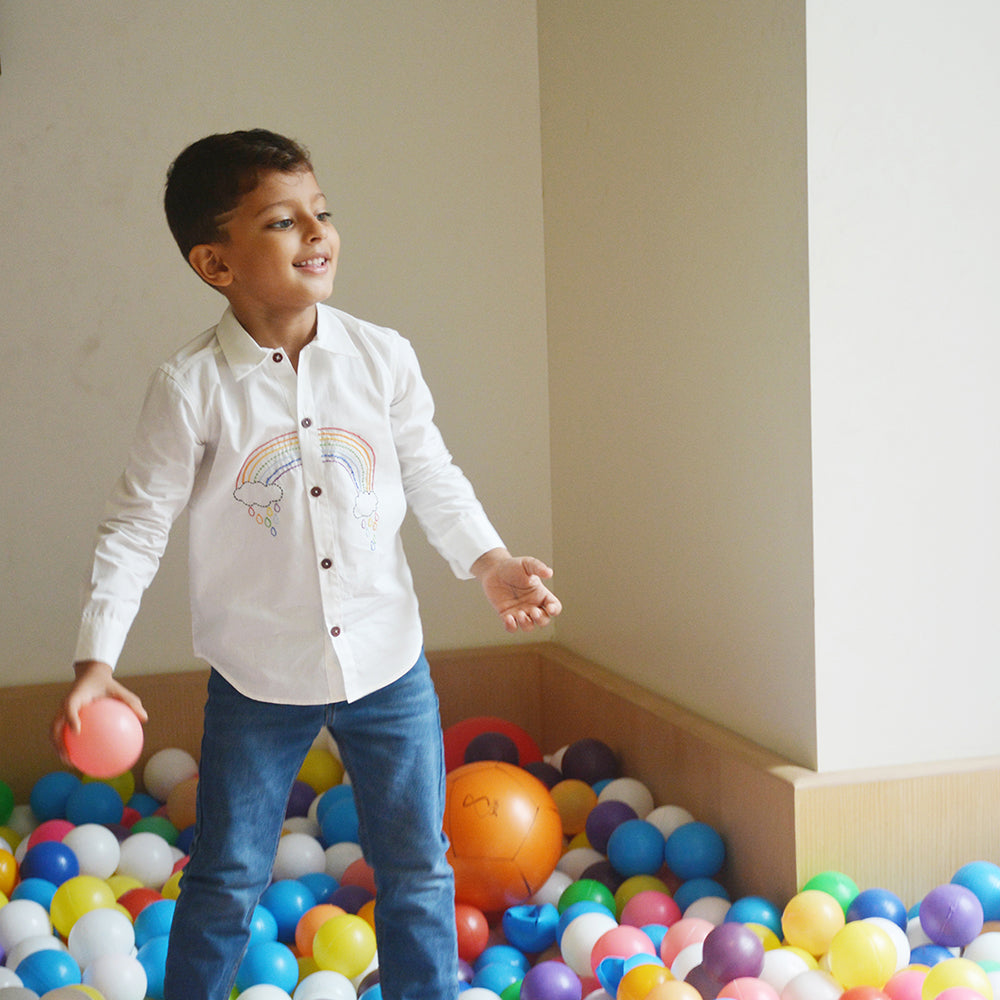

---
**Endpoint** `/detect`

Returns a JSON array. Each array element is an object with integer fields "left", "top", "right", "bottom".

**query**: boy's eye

[
  {"left": 317, "top": 211, "right": 332, "bottom": 223},
  {"left": 268, "top": 218, "right": 294, "bottom": 230}
]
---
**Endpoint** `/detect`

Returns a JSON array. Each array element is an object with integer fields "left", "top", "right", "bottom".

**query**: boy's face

[{"left": 192, "top": 168, "right": 339, "bottom": 328}]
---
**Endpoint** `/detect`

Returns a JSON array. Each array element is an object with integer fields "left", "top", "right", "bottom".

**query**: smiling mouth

[{"left": 293, "top": 256, "right": 329, "bottom": 269}]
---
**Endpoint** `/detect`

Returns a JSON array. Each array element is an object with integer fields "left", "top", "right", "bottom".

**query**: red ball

[
  {"left": 443, "top": 717, "right": 542, "bottom": 773},
  {"left": 63, "top": 698, "right": 144, "bottom": 779},
  {"left": 444, "top": 760, "right": 563, "bottom": 912},
  {"left": 455, "top": 902, "right": 490, "bottom": 962}
]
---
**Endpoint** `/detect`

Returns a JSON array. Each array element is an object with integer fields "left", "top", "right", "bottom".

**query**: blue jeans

[{"left": 163, "top": 653, "right": 458, "bottom": 1000}]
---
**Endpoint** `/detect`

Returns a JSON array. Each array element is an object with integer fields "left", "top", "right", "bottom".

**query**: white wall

[
  {"left": 0, "top": 1, "right": 552, "bottom": 685},
  {"left": 538, "top": 2, "right": 817, "bottom": 766},
  {"left": 808, "top": 0, "right": 1000, "bottom": 769}
]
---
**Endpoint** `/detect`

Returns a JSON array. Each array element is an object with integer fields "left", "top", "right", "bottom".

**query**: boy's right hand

[{"left": 50, "top": 660, "right": 149, "bottom": 765}]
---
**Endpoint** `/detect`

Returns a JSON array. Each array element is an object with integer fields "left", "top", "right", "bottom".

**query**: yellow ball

[
  {"left": 85, "top": 769, "right": 135, "bottom": 803},
  {"left": 312, "top": 913, "right": 377, "bottom": 979},
  {"left": 828, "top": 919, "right": 897, "bottom": 989},
  {"left": 615, "top": 875, "right": 671, "bottom": 917},
  {"left": 617, "top": 963, "right": 675, "bottom": 1000},
  {"left": 745, "top": 922, "right": 782, "bottom": 951},
  {"left": 550, "top": 779, "right": 598, "bottom": 836},
  {"left": 161, "top": 869, "right": 184, "bottom": 900},
  {"left": 643, "top": 982, "right": 703, "bottom": 1000},
  {"left": 782, "top": 890, "right": 846, "bottom": 957},
  {"left": 297, "top": 748, "right": 344, "bottom": 793},
  {"left": 921, "top": 957, "right": 993, "bottom": 1000},
  {"left": 50, "top": 875, "right": 117, "bottom": 937}
]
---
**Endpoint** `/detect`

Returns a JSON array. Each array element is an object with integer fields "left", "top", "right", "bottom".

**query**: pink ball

[
  {"left": 718, "top": 976, "right": 781, "bottom": 1000},
  {"left": 621, "top": 890, "right": 683, "bottom": 929},
  {"left": 935, "top": 991, "right": 988, "bottom": 1000},
  {"left": 590, "top": 925, "right": 656, "bottom": 976},
  {"left": 884, "top": 969, "right": 927, "bottom": 1000},
  {"left": 661, "top": 917, "right": 715, "bottom": 966},
  {"left": 63, "top": 698, "right": 144, "bottom": 779}
]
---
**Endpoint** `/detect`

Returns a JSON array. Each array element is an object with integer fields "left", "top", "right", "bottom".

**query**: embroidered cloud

[
  {"left": 353, "top": 491, "right": 379, "bottom": 520},
  {"left": 234, "top": 481, "right": 283, "bottom": 509}
]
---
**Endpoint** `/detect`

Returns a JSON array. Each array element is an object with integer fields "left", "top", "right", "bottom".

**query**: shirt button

[
  {"left": 330, "top": 626, "right": 341, "bottom": 637},
  {"left": 320, "top": 558, "right": 333, "bottom": 569},
  {"left": 272, "top": 351, "right": 283, "bottom": 363},
  {"left": 301, "top": 417, "right": 312, "bottom": 428},
  {"left": 310, "top": 486, "right": 322, "bottom": 497}
]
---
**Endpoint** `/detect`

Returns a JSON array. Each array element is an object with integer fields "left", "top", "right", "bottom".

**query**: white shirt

[{"left": 74, "top": 304, "right": 505, "bottom": 704}]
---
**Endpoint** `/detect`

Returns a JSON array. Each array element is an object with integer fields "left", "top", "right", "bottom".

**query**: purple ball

[
  {"left": 561, "top": 738, "right": 619, "bottom": 785},
  {"left": 520, "top": 959, "right": 583, "bottom": 1000},
  {"left": 464, "top": 731, "right": 520, "bottom": 765},
  {"left": 920, "top": 882, "right": 984, "bottom": 947},
  {"left": 585, "top": 799, "right": 638, "bottom": 854},
  {"left": 285, "top": 780, "right": 316, "bottom": 818},
  {"left": 701, "top": 921, "right": 765, "bottom": 982},
  {"left": 523, "top": 760, "right": 564, "bottom": 788},
  {"left": 329, "top": 883, "right": 375, "bottom": 914}
]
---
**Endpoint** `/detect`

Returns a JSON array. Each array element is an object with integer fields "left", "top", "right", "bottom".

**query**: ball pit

[{"left": 4, "top": 726, "right": 1000, "bottom": 1000}]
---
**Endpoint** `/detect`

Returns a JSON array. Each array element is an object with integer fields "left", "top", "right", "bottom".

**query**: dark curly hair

[{"left": 164, "top": 129, "right": 313, "bottom": 260}]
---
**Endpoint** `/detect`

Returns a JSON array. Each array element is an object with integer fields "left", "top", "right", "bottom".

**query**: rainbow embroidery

[{"left": 233, "top": 428, "right": 379, "bottom": 547}]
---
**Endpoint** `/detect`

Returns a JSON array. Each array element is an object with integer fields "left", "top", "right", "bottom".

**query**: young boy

[{"left": 52, "top": 129, "right": 561, "bottom": 1000}]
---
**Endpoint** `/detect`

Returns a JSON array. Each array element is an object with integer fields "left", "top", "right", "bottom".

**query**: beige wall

[
  {"left": 538, "top": 1, "right": 817, "bottom": 765},
  {"left": 0, "top": 1, "right": 551, "bottom": 684}
]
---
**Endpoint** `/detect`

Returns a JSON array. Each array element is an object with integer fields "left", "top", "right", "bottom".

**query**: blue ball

[
  {"left": 11, "top": 876, "right": 58, "bottom": 910},
  {"left": 318, "top": 794, "right": 360, "bottom": 846},
  {"left": 725, "top": 896, "right": 783, "bottom": 940},
  {"left": 556, "top": 900, "right": 615, "bottom": 943},
  {"left": 607, "top": 819, "right": 666, "bottom": 878},
  {"left": 248, "top": 903, "right": 280, "bottom": 944},
  {"left": 137, "top": 934, "right": 170, "bottom": 1000},
  {"left": 909, "top": 943, "right": 954, "bottom": 967},
  {"left": 846, "top": 887, "right": 908, "bottom": 930},
  {"left": 473, "top": 961, "right": 524, "bottom": 994},
  {"left": 673, "top": 877, "right": 730, "bottom": 912},
  {"left": 134, "top": 898, "right": 177, "bottom": 947},
  {"left": 260, "top": 879, "right": 317, "bottom": 943},
  {"left": 236, "top": 940, "right": 299, "bottom": 993},
  {"left": 315, "top": 784, "right": 355, "bottom": 826},
  {"left": 16, "top": 948, "right": 82, "bottom": 993},
  {"left": 299, "top": 871, "right": 339, "bottom": 903},
  {"left": 473, "top": 944, "right": 530, "bottom": 975},
  {"left": 664, "top": 821, "right": 725, "bottom": 880},
  {"left": 502, "top": 903, "right": 560, "bottom": 954},
  {"left": 20, "top": 841, "right": 80, "bottom": 886},
  {"left": 953, "top": 861, "right": 1000, "bottom": 922},
  {"left": 128, "top": 791, "right": 163, "bottom": 816},
  {"left": 30, "top": 771, "right": 82, "bottom": 821},
  {"left": 65, "top": 780, "right": 124, "bottom": 826}
]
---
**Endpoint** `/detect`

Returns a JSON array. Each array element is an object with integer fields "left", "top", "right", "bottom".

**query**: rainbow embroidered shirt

[{"left": 74, "top": 304, "right": 504, "bottom": 704}]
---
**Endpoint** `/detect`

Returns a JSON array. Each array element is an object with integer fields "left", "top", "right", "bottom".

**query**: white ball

[
  {"left": 272, "top": 833, "right": 326, "bottom": 881},
  {"left": 597, "top": 777, "right": 655, "bottom": 818},
  {"left": 457, "top": 991, "right": 503, "bottom": 1000},
  {"left": 864, "top": 916, "right": 910, "bottom": 970},
  {"left": 282, "top": 816, "right": 321, "bottom": 839},
  {"left": 0, "top": 900, "right": 52, "bottom": 953},
  {"left": 67, "top": 907, "right": 135, "bottom": 967},
  {"left": 645, "top": 805, "right": 696, "bottom": 839},
  {"left": 83, "top": 952, "right": 149, "bottom": 1000},
  {"left": 5, "top": 933, "right": 66, "bottom": 971},
  {"left": 116, "top": 831, "right": 175, "bottom": 888},
  {"left": 684, "top": 895, "right": 730, "bottom": 924},
  {"left": 293, "top": 969, "right": 357, "bottom": 1000},
  {"left": 0, "top": 966, "right": 23, "bottom": 988},
  {"left": 560, "top": 911, "right": 619, "bottom": 977},
  {"left": 964, "top": 930, "right": 1000, "bottom": 964},
  {"left": 324, "top": 842, "right": 363, "bottom": 880},
  {"left": 670, "top": 941, "right": 704, "bottom": 981},
  {"left": 531, "top": 869, "right": 573, "bottom": 907},
  {"left": 142, "top": 748, "right": 198, "bottom": 802},
  {"left": 780, "top": 970, "right": 843, "bottom": 1000},
  {"left": 760, "top": 947, "right": 813, "bottom": 993},
  {"left": 62, "top": 823, "right": 122, "bottom": 880},
  {"left": 556, "top": 847, "right": 605, "bottom": 880},
  {"left": 236, "top": 986, "right": 294, "bottom": 1000}
]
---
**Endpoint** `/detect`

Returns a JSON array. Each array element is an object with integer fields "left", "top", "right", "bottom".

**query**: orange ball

[
  {"left": 550, "top": 779, "right": 598, "bottom": 836},
  {"left": 443, "top": 760, "right": 563, "bottom": 913},
  {"left": 166, "top": 776, "right": 198, "bottom": 830},
  {"left": 295, "top": 903, "right": 346, "bottom": 956},
  {"left": 0, "top": 849, "right": 16, "bottom": 897}
]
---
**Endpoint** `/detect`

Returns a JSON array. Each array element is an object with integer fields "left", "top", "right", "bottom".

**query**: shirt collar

[{"left": 216, "top": 304, "right": 361, "bottom": 380}]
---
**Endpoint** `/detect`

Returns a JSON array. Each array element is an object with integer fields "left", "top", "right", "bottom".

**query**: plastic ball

[
  {"left": 116, "top": 831, "right": 175, "bottom": 888},
  {"left": 726, "top": 897, "right": 784, "bottom": 940},
  {"left": 778, "top": 969, "right": 842, "bottom": 1000},
  {"left": 142, "top": 748, "right": 198, "bottom": 802},
  {"left": 674, "top": 877, "right": 730, "bottom": 913},
  {"left": 62, "top": 698, "right": 144, "bottom": 780},
  {"left": 802, "top": 871, "right": 860, "bottom": 915},
  {"left": 294, "top": 969, "right": 357, "bottom": 1000},
  {"left": 560, "top": 738, "right": 619, "bottom": 785},
  {"left": 838, "top": 989, "right": 891, "bottom": 1000},
  {"left": 702, "top": 920, "right": 766, "bottom": 982},
  {"left": 617, "top": 963, "right": 677, "bottom": 1000},
  {"left": 14, "top": 948, "right": 81, "bottom": 993},
  {"left": 758, "top": 947, "right": 814, "bottom": 993},
  {"left": 664, "top": 822, "right": 725, "bottom": 881},
  {"left": 49, "top": 875, "right": 117, "bottom": 938},
  {"left": 273, "top": 832, "right": 326, "bottom": 881},
  {"left": 136, "top": 933, "right": 170, "bottom": 1000},
  {"left": 827, "top": 919, "right": 898, "bottom": 989},
  {"left": 781, "top": 890, "right": 846, "bottom": 957},
  {"left": 238, "top": 987, "right": 295, "bottom": 1000},
  {"left": 920, "top": 885, "right": 984, "bottom": 948},
  {"left": 585, "top": 800, "right": 638, "bottom": 855},
  {"left": 921, "top": 958, "right": 993, "bottom": 1000},
  {"left": 558, "top": 878, "right": 617, "bottom": 917},
  {"left": 164, "top": 775, "right": 198, "bottom": 831},
  {"left": 312, "top": 913, "right": 377, "bottom": 979},
  {"left": 865, "top": 917, "right": 911, "bottom": 971},
  {"left": 0, "top": 898, "right": 53, "bottom": 953},
  {"left": 117, "top": 886, "right": 163, "bottom": 921},
  {"left": 524, "top": 760, "right": 564, "bottom": 789},
  {"left": 670, "top": 942, "right": 703, "bottom": 981},
  {"left": 62, "top": 823, "right": 122, "bottom": 880},
  {"left": 465, "top": 731, "right": 521, "bottom": 765},
  {"left": 65, "top": 781, "right": 123, "bottom": 826},
  {"left": 847, "top": 889, "right": 909, "bottom": 931},
  {"left": 607, "top": 820, "right": 667, "bottom": 878},
  {"left": 133, "top": 897, "right": 176, "bottom": 947},
  {"left": 963, "top": 931, "right": 1000, "bottom": 965},
  {"left": 18, "top": 841, "right": 77, "bottom": 887},
  {"left": 885, "top": 968, "right": 928, "bottom": 1000},
  {"left": 685, "top": 894, "right": 732, "bottom": 924},
  {"left": 473, "top": 960, "right": 522, "bottom": 995},
  {"left": 83, "top": 952, "right": 149, "bottom": 1000},
  {"left": 474, "top": 943, "right": 531, "bottom": 973},
  {"left": 443, "top": 717, "right": 543, "bottom": 773},
  {"left": 11, "top": 877, "right": 58, "bottom": 910},
  {"left": 560, "top": 910, "right": 619, "bottom": 977},
  {"left": 456, "top": 902, "right": 490, "bottom": 962},
  {"left": 297, "top": 748, "right": 345, "bottom": 793},
  {"left": 952, "top": 863, "right": 1000, "bottom": 923},
  {"left": 661, "top": 916, "right": 715, "bottom": 966},
  {"left": 502, "top": 902, "right": 560, "bottom": 954},
  {"left": 616, "top": 874, "right": 673, "bottom": 916},
  {"left": 30, "top": 773, "right": 82, "bottom": 822},
  {"left": 598, "top": 778, "right": 655, "bottom": 819},
  {"left": 261, "top": 880, "right": 318, "bottom": 944},
  {"left": 558, "top": 846, "right": 605, "bottom": 880},
  {"left": 910, "top": 944, "right": 956, "bottom": 968},
  {"left": 236, "top": 940, "right": 299, "bottom": 994},
  {"left": 590, "top": 924, "right": 656, "bottom": 975},
  {"left": 520, "top": 959, "right": 584, "bottom": 1000},
  {"left": 621, "top": 890, "right": 683, "bottom": 929},
  {"left": 67, "top": 906, "right": 136, "bottom": 967},
  {"left": 550, "top": 780, "right": 598, "bottom": 836},
  {"left": 444, "top": 761, "right": 563, "bottom": 912},
  {"left": 318, "top": 794, "right": 360, "bottom": 846}
]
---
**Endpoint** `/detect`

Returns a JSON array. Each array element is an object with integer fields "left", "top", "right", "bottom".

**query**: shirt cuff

[
  {"left": 73, "top": 614, "right": 130, "bottom": 670},
  {"left": 437, "top": 515, "right": 506, "bottom": 580}
]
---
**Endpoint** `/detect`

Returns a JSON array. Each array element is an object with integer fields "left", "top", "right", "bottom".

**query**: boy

[{"left": 52, "top": 129, "right": 560, "bottom": 1000}]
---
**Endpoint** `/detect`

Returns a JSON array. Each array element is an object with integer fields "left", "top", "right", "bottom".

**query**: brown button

[
  {"left": 301, "top": 417, "right": 312, "bottom": 428},
  {"left": 310, "top": 486, "right": 322, "bottom": 498},
  {"left": 320, "top": 558, "right": 332, "bottom": 569},
  {"left": 272, "top": 352, "right": 283, "bottom": 363},
  {"left": 330, "top": 626, "right": 341, "bottom": 637}
]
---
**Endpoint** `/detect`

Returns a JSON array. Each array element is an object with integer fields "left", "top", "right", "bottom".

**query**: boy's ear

[{"left": 188, "top": 244, "right": 233, "bottom": 288}]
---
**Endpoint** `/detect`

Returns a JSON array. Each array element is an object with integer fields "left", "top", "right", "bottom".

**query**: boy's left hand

[{"left": 472, "top": 549, "right": 562, "bottom": 633}]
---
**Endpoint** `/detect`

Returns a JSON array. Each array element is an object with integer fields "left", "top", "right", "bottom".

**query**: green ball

[
  {"left": 130, "top": 814, "right": 179, "bottom": 845},
  {"left": 802, "top": 869, "right": 860, "bottom": 914},
  {"left": 557, "top": 876, "right": 616, "bottom": 915},
  {"left": 0, "top": 781, "right": 14, "bottom": 826}
]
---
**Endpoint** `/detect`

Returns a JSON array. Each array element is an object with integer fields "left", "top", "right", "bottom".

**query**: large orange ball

[{"left": 443, "top": 760, "right": 563, "bottom": 912}]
